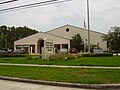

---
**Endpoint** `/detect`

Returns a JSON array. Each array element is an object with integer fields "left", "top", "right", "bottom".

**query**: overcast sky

[{"left": 0, "top": 0, "right": 120, "bottom": 34}]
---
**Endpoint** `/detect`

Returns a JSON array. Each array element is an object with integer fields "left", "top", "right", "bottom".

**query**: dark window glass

[{"left": 66, "top": 28, "right": 69, "bottom": 32}]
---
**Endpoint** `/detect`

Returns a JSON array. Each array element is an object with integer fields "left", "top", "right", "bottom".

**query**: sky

[{"left": 0, "top": 0, "right": 120, "bottom": 34}]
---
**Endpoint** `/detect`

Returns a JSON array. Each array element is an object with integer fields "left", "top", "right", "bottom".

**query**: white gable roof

[
  {"left": 14, "top": 32, "right": 70, "bottom": 45},
  {"left": 47, "top": 24, "right": 105, "bottom": 39}
]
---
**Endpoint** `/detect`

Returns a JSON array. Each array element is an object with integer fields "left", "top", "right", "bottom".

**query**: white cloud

[{"left": 0, "top": 0, "right": 120, "bottom": 33}]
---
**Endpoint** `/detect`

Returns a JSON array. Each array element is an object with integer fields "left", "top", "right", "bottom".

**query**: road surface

[{"left": 0, "top": 79, "right": 91, "bottom": 90}]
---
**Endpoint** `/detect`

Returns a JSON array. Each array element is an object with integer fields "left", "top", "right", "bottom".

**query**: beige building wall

[
  {"left": 47, "top": 24, "right": 107, "bottom": 51},
  {"left": 14, "top": 32, "right": 70, "bottom": 54}
]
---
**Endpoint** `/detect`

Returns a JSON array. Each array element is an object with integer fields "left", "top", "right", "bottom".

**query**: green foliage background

[
  {"left": 0, "top": 25, "right": 38, "bottom": 49},
  {"left": 102, "top": 26, "right": 120, "bottom": 54},
  {"left": 70, "top": 34, "right": 84, "bottom": 52}
]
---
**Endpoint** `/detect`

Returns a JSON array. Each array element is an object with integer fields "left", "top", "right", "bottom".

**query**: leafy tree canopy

[
  {"left": 0, "top": 25, "right": 39, "bottom": 49},
  {"left": 70, "top": 34, "right": 84, "bottom": 52},
  {"left": 102, "top": 26, "right": 120, "bottom": 54}
]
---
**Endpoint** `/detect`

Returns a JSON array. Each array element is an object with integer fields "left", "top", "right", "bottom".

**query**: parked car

[
  {"left": 59, "top": 48, "right": 68, "bottom": 53},
  {"left": 12, "top": 49, "right": 26, "bottom": 54},
  {"left": 0, "top": 49, "right": 8, "bottom": 54},
  {"left": 69, "top": 48, "right": 77, "bottom": 54},
  {"left": 93, "top": 49, "right": 103, "bottom": 53}
]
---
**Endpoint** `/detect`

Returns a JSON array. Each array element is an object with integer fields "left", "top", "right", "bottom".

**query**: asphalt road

[{"left": 0, "top": 79, "right": 91, "bottom": 90}]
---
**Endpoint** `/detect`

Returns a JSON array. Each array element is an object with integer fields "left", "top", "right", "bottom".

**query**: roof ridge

[{"left": 46, "top": 24, "right": 105, "bottom": 35}]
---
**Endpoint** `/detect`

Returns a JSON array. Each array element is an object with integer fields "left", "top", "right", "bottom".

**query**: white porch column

[
  {"left": 14, "top": 45, "right": 16, "bottom": 50},
  {"left": 68, "top": 43, "right": 70, "bottom": 51},
  {"left": 35, "top": 44, "right": 38, "bottom": 54},
  {"left": 28, "top": 46, "right": 30, "bottom": 54},
  {"left": 21, "top": 45, "right": 24, "bottom": 50},
  {"left": 60, "top": 44, "right": 62, "bottom": 50},
  {"left": 30, "top": 46, "right": 32, "bottom": 53}
]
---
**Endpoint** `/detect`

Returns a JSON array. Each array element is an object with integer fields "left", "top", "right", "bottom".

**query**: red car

[{"left": 69, "top": 48, "right": 77, "bottom": 54}]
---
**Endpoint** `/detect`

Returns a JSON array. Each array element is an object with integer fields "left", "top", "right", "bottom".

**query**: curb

[
  {"left": 0, "top": 76, "right": 120, "bottom": 89},
  {"left": 1, "top": 63, "right": 120, "bottom": 69}
]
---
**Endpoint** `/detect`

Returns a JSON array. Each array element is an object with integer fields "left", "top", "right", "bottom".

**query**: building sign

[{"left": 42, "top": 39, "right": 55, "bottom": 59}]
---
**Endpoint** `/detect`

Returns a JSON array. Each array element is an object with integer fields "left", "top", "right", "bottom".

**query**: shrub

[
  {"left": 26, "top": 55, "right": 41, "bottom": 60},
  {"left": 76, "top": 53, "right": 82, "bottom": 58},
  {"left": 26, "top": 56, "right": 33, "bottom": 60},
  {"left": 49, "top": 54, "right": 77, "bottom": 61},
  {"left": 81, "top": 53, "right": 113, "bottom": 57},
  {"left": 32, "top": 55, "right": 41, "bottom": 60}
]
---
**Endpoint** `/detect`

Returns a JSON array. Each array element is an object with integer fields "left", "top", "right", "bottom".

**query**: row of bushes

[
  {"left": 81, "top": 53, "right": 113, "bottom": 57},
  {"left": 0, "top": 54, "right": 28, "bottom": 57},
  {"left": 49, "top": 54, "right": 78, "bottom": 61},
  {"left": 0, "top": 53, "right": 113, "bottom": 59},
  {"left": 48, "top": 53, "right": 113, "bottom": 61},
  {"left": 26, "top": 55, "right": 42, "bottom": 60}
]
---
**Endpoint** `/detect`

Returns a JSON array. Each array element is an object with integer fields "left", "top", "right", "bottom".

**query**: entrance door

[{"left": 39, "top": 40, "right": 44, "bottom": 54}]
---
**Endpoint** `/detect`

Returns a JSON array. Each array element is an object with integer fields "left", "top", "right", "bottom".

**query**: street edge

[{"left": 0, "top": 76, "right": 120, "bottom": 89}]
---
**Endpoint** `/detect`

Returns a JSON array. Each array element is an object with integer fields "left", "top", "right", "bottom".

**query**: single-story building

[
  {"left": 14, "top": 24, "right": 107, "bottom": 54},
  {"left": 14, "top": 32, "right": 70, "bottom": 54}
]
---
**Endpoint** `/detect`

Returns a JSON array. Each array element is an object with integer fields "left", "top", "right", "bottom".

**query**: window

[
  {"left": 66, "top": 28, "right": 69, "bottom": 32},
  {"left": 16, "top": 45, "right": 21, "bottom": 50}
]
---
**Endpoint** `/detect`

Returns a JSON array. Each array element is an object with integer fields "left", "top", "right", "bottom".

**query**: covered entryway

[
  {"left": 14, "top": 32, "right": 70, "bottom": 55},
  {"left": 37, "top": 39, "right": 44, "bottom": 54},
  {"left": 37, "top": 39, "right": 55, "bottom": 59}
]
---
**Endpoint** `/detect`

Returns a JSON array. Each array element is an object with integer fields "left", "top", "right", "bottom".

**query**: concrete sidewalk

[
  {"left": 0, "top": 76, "right": 120, "bottom": 89},
  {"left": 0, "top": 79, "right": 88, "bottom": 90},
  {"left": 0, "top": 63, "right": 120, "bottom": 69}
]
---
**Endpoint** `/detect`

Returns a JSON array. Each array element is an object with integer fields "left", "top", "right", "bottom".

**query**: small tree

[
  {"left": 102, "top": 26, "right": 120, "bottom": 55},
  {"left": 70, "top": 34, "right": 84, "bottom": 52},
  {"left": 0, "top": 35, "right": 5, "bottom": 48}
]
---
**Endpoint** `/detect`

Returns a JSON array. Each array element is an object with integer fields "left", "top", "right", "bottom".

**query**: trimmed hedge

[
  {"left": 81, "top": 53, "right": 113, "bottom": 57},
  {"left": 0, "top": 53, "right": 113, "bottom": 58},
  {"left": 0, "top": 54, "right": 28, "bottom": 57},
  {"left": 49, "top": 54, "right": 77, "bottom": 61},
  {"left": 26, "top": 55, "right": 42, "bottom": 60}
]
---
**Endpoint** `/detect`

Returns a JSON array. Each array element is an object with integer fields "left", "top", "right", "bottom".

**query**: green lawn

[
  {"left": 0, "top": 65, "right": 120, "bottom": 84},
  {"left": 0, "top": 57, "right": 120, "bottom": 67}
]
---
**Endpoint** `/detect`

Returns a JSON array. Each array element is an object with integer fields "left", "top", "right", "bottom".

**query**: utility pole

[{"left": 87, "top": 0, "right": 90, "bottom": 53}]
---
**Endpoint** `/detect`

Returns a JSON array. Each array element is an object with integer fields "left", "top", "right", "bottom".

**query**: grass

[
  {"left": 0, "top": 56, "right": 120, "bottom": 67},
  {"left": 0, "top": 65, "right": 120, "bottom": 84}
]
